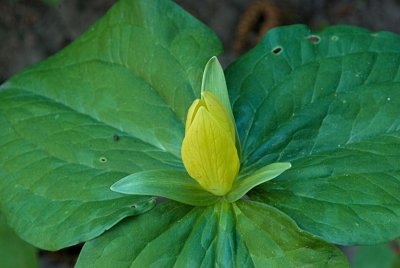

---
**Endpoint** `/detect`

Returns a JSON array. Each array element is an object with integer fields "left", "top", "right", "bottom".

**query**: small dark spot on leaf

[
  {"left": 130, "top": 204, "right": 137, "bottom": 208},
  {"left": 307, "top": 35, "right": 320, "bottom": 44},
  {"left": 99, "top": 157, "right": 107, "bottom": 163},
  {"left": 272, "top": 46, "right": 282, "bottom": 55},
  {"left": 113, "top": 134, "right": 120, "bottom": 142}
]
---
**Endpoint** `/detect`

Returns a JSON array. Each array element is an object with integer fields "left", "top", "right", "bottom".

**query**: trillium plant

[
  {"left": 0, "top": 0, "right": 399, "bottom": 267},
  {"left": 111, "top": 56, "right": 291, "bottom": 205}
]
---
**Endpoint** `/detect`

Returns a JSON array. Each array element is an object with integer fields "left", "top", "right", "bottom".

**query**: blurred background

[
  {"left": 1, "top": 0, "right": 400, "bottom": 267},
  {"left": 3, "top": 0, "right": 400, "bottom": 83}
]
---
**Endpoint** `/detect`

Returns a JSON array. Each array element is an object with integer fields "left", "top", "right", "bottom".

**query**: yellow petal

[
  {"left": 181, "top": 106, "right": 240, "bottom": 196},
  {"left": 185, "top": 99, "right": 206, "bottom": 133},
  {"left": 202, "top": 91, "right": 235, "bottom": 142}
]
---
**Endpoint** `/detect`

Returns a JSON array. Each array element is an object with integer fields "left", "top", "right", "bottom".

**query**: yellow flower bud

[{"left": 181, "top": 92, "right": 240, "bottom": 196}]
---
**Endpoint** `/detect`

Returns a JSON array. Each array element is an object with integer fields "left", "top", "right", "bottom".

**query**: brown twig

[{"left": 234, "top": 1, "right": 282, "bottom": 53}]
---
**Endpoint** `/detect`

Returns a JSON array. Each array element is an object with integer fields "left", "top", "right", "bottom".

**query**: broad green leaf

[
  {"left": 226, "top": 162, "right": 291, "bottom": 202},
  {"left": 76, "top": 200, "right": 348, "bottom": 268},
  {"left": 352, "top": 243, "right": 397, "bottom": 268},
  {"left": 111, "top": 170, "right": 219, "bottom": 206},
  {"left": 226, "top": 25, "right": 400, "bottom": 245},
  {"left": 0, "top": 0, "right": 222, "bottom": 250},
  {"left": 0, "top": 214, "right": 37, "bottom": 268}
]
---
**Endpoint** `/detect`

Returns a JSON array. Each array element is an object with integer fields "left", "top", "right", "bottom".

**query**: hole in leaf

[
  {"left": 307, "top": 35, "right": 320, "bottom": 44},
  {"left": 272, "top": 46, "right": 282, "bottom": 55},
  {"left": 99, "top": 157, "right": 108, "bottom": 163},
  {"left": 130, "top": 204, "right": 137, "bottom": 208}
]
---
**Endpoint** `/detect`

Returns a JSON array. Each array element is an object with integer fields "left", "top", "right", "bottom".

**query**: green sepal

[
  {"left": 226, "top": 162, "right": 291, "bottom": 202},
  {"left": 201, "top": 57, "right": 231, "bottom": 116},
  {"left": 201, "top": 56, "right": 241, "bottom": 153},
  {"left": 111, "top": 170, "right": 220, "bottom": 206}
]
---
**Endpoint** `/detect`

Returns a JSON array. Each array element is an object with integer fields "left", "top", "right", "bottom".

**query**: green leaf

[
  {"left": 352, "top": 243, "right": 397, "bottom": 268},
  {"left": 0, "top": 0, "right": 222, "bottom": 250},
  {"left": 226, "top": 25, "right": 400, "bottom": 245},
  {"left": 226, "top": 162, "right": 291, "bottom": 202},
  {"left": 76, "top": 200, "right": 348, "bottom": 268},
  {"left": 0, "top": 214, "right": 37, "bottom": 268},
  {"left": 111, "top": 170, "right": 219, "bottom": 206}
]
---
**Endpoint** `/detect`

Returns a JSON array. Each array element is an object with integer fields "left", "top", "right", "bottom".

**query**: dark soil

[
  {"left": 2, "top": 0, "right": 400, "bottom": 83},
  {"left": 2, "top": 0, "right": 400, "bottom": 267}
]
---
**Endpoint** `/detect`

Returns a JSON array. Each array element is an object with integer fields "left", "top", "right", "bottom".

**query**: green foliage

[
  {"left": 0, "top": 0, "right": 399, "bottom": 266},
  {"left": 0, "top": 0, "right": 221, "bottom": 250},
  {"left": 0, "top": 214, "right": 37, "bottom": 268},
  {"left": 352, "top": 243, "right": 397, "bottom": 268},
  {"left": 227, "top": 25, "right": 400, "bottom": 245},
  {"left": 76, "top": 201, "right": 347, "bottom": 267}
]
